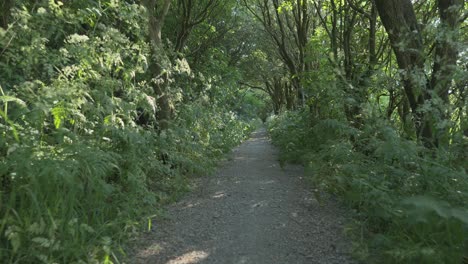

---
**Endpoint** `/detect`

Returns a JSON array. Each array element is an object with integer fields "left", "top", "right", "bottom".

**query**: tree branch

[{"left": 238, "top": 81, "right": 267, "bottom": 92}]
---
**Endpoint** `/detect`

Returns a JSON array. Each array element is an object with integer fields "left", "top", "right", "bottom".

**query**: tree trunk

[
  {"left": 368, "top": 2, "right": 377, "bottom": 67},
  {"left": 374, "top": 0, "right": 434, "bottom": 147},
  {"left": 174, "top": 0, "right": 220, "bottom": 54},
  {"left": 330, "top": 0, "right": 338, "bottom": 62},
  {"left": 244, "top": 0, "right": 311, "bottom": 109},
  {"left": 145, "top": 0, "right": 173, "bottom": 130},
  {"left": 430, "top": 0, "right": 463, "bottom": 146},
  {"left": 0, "top": 0, "right": 14, "bottom": 29},
  {"left": 265, "top": 80, "right": 281, "bottom": 114},
  {"left": 431, "top": 0, "right": 462, "bottom": 101},
  {"left": 375, "top": 0, "right": 463, "bottom": 147}
]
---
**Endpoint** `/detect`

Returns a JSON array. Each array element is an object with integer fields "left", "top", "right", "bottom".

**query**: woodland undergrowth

[
  {"left": 0, "top": 2, "right": 256, "bottom": 263},
  {"left": 269, "top": 110, "right": 468, "bottom": 263}
]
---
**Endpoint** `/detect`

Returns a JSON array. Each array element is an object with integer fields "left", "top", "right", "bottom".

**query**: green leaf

[
  {"left": 403, "top": 196, "right": 468, "bottom": 225},
  {"left": 32, "top": 237, "right": 52, "bottom": 248},
  {"left": 0, "top": 96, "right": 27, "bottom": 107},
  {"left": 51, "top": 102, "right": 67, "bottom": 129},
  {"left": 5, "top": 226, "right": 21, "bottom": 253},
  {"left": 0, "top": 109, "right": 20, "bottom": 142}
]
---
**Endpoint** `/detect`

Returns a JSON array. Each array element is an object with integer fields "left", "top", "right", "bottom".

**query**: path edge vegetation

[
  {"left": 263, "top": 0, "right": 468, "bottom": 262},
  {"left": 0, "top": 1, "right": 263, "bottom": 263},
  {"left": 0, "top": 0, "right": 467, "bottom": 263}
]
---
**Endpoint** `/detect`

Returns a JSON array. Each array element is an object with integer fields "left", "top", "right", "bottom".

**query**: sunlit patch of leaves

[{"left": 0, "top": 1, "right": 256, "bottom": 263}]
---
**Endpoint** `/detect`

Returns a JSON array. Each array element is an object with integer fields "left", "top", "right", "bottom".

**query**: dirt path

[{"left": 131, "top": 129, "right": 354, "bottom": 264}]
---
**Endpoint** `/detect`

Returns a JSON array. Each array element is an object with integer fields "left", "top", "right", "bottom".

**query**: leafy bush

[
  {"left": 0, "top": 1, "right": 255, "bottom": 262},
  {"left": 268, "top": 111, "right": 468, "bottom": 263}
]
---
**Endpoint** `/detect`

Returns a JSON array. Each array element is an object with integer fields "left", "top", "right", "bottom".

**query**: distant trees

[
  {"left": 143, "top": 0, "right": 238, "bottom": 129},
  {"left": 242, "top": 0, "right": 317, "bottom": 109},
  {"left": 266, "top": 1, "right": 467, "bottom": 262},
  {"left": 241, "top": 0, "right": 466, "bottom": 148},
  {"left": 173, "top": 0, "right": 222, "bottom": 53}
]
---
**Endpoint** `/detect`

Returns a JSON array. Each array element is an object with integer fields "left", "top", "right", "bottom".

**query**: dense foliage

[
  {"left": 262, "top": 0, "right": 467, "bottom": 262},
  {"left": 0, "top": 0, "right": 262, "bottom": 262},
  {"left": 1, "top": 0, "right": 467, "bottom": 263},
  {"left": 269, "top": 110, "right": 467, "bottom": 262}
]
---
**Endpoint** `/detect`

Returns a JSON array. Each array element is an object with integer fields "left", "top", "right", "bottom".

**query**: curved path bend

[{"left": 131, "top": 129, "right": 353, "bottom": 264}]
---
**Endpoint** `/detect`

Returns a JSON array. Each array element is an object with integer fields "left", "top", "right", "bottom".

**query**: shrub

[{"left": 268, "top": 110, "right": 468, "bottom": 263}]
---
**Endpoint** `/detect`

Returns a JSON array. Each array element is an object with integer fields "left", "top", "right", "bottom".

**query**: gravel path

[{"left": 131, "top": 129, "right": 354, "bottom": 264}]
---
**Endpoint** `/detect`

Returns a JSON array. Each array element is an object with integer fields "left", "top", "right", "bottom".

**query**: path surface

[{"left": 131, "top": 129, "right": 353, "bottom": 264}]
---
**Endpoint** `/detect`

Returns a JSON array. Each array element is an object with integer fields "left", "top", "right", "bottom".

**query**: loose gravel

[{"left": 130, "top": 128, "right": 354, "bottom": 264}]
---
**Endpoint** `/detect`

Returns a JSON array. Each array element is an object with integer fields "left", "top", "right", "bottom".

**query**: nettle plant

[{"left": 0, "top": 1, "right": 255, "bottom": 263}]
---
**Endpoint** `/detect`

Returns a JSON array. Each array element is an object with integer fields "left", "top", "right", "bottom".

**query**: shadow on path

[{"left": 130, "top": 129, "right": 353, "bottom": 264}]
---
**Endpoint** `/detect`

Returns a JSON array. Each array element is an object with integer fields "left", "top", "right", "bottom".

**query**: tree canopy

[{"left": 0, "top": 0, "right": 466, "bottom": 262}]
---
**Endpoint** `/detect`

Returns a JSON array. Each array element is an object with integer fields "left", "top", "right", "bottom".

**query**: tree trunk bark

[
  {"left": 374, "top": 0, "right": 435, "bottom": 147},
  {"left": 430, "top": 0, "right": 463, "bottom": 146},
  {"left": 0, "top": 0, "right": 14, "bottom": 29},
  {"left": 431, "top": 0, "right": 462, "bottom": 101},
  {"left": 368, "top": 2, "right": 377, "bottom": 67},
  {"left": 145, "top": 0, "right": 173, "bottom": 130},
  {"left": 375, "top": 0, "right": 463, "bottom": 147}
]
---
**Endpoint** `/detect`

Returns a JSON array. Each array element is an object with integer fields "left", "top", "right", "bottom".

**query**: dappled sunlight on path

[
  {"left": 166, "top": 250, "right": 210, "bottom": 264},
  {"left": 131, "top": 128, "right": 353, "bottom": 264}
]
